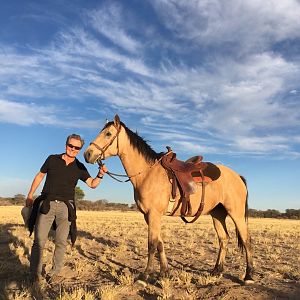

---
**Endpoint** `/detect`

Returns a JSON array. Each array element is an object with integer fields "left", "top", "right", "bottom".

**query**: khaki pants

[{"left": 30, "top": 200, "right": 71, "bottom": 277}]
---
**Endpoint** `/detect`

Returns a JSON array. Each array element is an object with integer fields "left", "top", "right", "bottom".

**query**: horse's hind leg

[
  {"left": 210, "top": 204, "right": 229, "bottom": 277},
  {"left": 230, "top": 216, "right": 254, "bottom": 284},
  {"left": 142, "top": 211, "right": 168, "bottom": 280}
]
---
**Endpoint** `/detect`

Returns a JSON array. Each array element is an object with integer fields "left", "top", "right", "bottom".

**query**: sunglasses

[{"left": 67, "top": 143, "right": 82, "bottom": 150}]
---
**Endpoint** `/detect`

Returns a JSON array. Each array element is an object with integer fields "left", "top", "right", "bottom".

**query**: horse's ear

[{"left": 114, "top": 114, "right": 120, "bottom": 127}]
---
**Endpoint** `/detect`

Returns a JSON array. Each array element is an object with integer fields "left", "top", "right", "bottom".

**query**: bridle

[
  {"left": 89, "top": 123, "right": 166, "bottom": 182},
  {"left": 89, "top": 123, "right": 121, "bottom": 161}
]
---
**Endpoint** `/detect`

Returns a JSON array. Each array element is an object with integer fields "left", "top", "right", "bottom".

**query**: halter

[
  {"left": 90, "top": 123, "right": 167, "bottom": 182},
  {"left": 90, "top": 123, "right": 121, "bottom": 161},
  {"left": 89, "top": 123, "right": 134, "bottom": 182}
]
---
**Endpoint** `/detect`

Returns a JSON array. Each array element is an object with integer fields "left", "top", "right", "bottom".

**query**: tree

[
  {"left": 285, "top": 209, "right": 300, "bottom": 219},
  {"left": 14, "top": 194, "right": 26, "bottom": 205},
  {"left": 130, "top": 203, "right": 138, "bottom": 210},
  {"left": 75, "top": 186, "right": 85, "bottom": 201},
  {"left": 263, "top": 209, "right": 281, "bottom": 218}
]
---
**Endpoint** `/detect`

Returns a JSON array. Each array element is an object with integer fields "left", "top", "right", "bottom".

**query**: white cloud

[
  {"left": 150, "top": 0, "right": 300, "bottom": 52},
  {"left": 0, "top": 1, "right": 299, "bottom": 158},
  {"left": 0, "top": 99, "right": 101, "bottom": 128},
  {"left": 183, "top": 52, "right": 300, "bottom": 136},
  {"left": 87, "top": 4, "right": 141, "bottom": 53},
  {"left": 172, "top": 141, "right": 218, "bottom": 155},
  {"left": 234, "top": 136, "right": 289, "bottom": 152},
  {"left": 0, "top": 99, "right": 58, "bottom": 126},
  {"left": 55, "top": 28, "right": 151, "bottom": 77}
]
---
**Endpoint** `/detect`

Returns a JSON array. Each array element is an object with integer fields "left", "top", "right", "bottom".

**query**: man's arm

[
  {"left": 85, "top": 165, "right": 107, "bottom": 189},
  {"left": 26, "top": 172, "right": 46, "bottom": 207}
]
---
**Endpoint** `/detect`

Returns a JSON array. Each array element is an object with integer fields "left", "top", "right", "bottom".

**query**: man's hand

[
  {"left": 97, "top": 164, "right": 108, "bottom": 178},
  {"left": 26, "top": 172, "right": 45, "bottom": 206},
  {"left": 26, "top": 197, "right": 33, "bottom": 207},
  {"left": 86, "top": 164, "right": 108, "bottom": 188}
]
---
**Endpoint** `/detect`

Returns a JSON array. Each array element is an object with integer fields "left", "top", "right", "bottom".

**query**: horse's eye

[{"left": 106, "top": 131, "right": 112, "bottom": 137}]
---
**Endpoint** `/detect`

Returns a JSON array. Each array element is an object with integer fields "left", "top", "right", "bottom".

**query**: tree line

[
  {"left": 248, "top": 208, "right": 299, "bottom": 219},
  {"left": 0, "top": 194, "right": 137, "bottom": 212},
  {"left": 0, "top": 192, "right": 299, "bottom": 219}
]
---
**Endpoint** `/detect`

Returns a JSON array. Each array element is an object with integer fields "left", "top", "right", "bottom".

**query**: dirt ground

[{"left": 0, "top": 206, "right": 299, "bottom": 299}]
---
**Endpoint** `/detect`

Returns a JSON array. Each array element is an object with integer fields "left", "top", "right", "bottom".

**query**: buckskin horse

[{"left": 84, "top": 115, "right": 254, "bottom": 284}]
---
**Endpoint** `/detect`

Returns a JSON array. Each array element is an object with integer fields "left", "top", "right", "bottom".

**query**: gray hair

[{"left": 66, "top": 134, "right": 85, "bottom": 148}]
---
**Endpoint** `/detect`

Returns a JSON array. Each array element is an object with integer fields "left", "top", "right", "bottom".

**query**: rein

[
  {"left": 96, "top": 155, "right": 165, "bottom": 183},
  {"left": 97, "top": 160, "right": 130, "bottom": 182}
]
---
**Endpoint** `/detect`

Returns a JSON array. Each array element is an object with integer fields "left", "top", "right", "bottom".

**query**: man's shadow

[{"left": 0, "top": 223, "right": 31, "bottom": 300}]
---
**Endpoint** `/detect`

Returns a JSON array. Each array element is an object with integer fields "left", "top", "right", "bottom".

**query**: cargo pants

[{"left": 30, "top": 200, "right": 71, "bottom": 277}]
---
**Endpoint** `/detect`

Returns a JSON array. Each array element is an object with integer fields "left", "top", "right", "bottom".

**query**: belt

[
  {"left": 51, "top": 199, "right": 74, "bottom": 204},
  {"left": 49, "top": 199, "right": 62, "bottom": 203},
  {"left": 50, "top": 199, "right": 74, "bottom": 205}
]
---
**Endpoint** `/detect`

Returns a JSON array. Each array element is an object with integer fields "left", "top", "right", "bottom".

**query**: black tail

[
  {"left": 236, "top": 175, "right": 249, "bottom": 252},
  {"left": 240, "top": 175, "right": 248, "bottom": 221}
]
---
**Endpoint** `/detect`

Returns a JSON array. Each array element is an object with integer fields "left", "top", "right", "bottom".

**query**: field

[{"left": 0, "top": 206, "right": 299, "bottom": 299}]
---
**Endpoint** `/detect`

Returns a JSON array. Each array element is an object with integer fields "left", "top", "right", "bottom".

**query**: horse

[{"left": 84, "top": 115, "right": 254, "bottom": 284}]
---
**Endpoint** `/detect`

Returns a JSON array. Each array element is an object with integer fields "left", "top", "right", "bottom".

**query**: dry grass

[{"left": 0, "top": 206, "right": 299, "bottom": 299}]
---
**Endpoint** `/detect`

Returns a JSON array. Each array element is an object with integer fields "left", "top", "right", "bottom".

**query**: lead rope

[{"left": 97, "top": 153, "right": 167, "bottom": 183}]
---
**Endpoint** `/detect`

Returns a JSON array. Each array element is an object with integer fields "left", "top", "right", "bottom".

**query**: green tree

[
  {"left": 264, "top": 209, "right": 281, "bottom": 218},
  {"left": 285, "top": 209, "right": 300, "bottom": 219},
  {"left": 14, "top": 194, "right": 26, "bottom": 205},
  {"left": 75, "top": 186, "right": 85, "bottom": 201}
]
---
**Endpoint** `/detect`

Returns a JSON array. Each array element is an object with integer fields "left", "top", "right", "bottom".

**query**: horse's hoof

[
  {"left": 210, "top": 269, "right": 222, "bottom": 278},
  {"left": 244, "top": 278, "right": 255, "bottom": 285},
  {"left": 244, "top": 272, "right": 254, "bottom": 285},
  {"left": 137, "top": 273, "right": 150, "bottom": 282},
  {"left": 159, "top": 271, "right": 170, "bottom": 279},
  {"left": 135, "top": 279, "right": 147, "bottom": 288}
]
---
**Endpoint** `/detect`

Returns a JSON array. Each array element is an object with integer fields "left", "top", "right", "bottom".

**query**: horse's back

[
  {"left": 216, "top": 164, "right": 247, "bottom": 195},
  {"left": 185, "top": 164, "right": 247, "bottom": 216},
  {"left": 213, "top": 164, "right": 247, "bottom": 215}
]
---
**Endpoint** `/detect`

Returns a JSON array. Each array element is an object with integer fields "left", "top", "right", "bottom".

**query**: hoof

[
  {"left": 137, "top": 273, "right": 150, "bottom": 282},
  {"left": 135, "top": 279, "right": 147, "bottom": 288},
  {"left": 244, "top": 271, "right": 254, "bottom": 285},
  {"left": 244, "top": 278, "right": 255, "bottom": 285},
  {"left": 159, "top": 270, "right": 170, "bottom": 279},
  {"left": 210, "top": 269, "right": 223, "bottom": 278},
  {"left": 210, "top": 264, "right": 223, "bottom": 278}
]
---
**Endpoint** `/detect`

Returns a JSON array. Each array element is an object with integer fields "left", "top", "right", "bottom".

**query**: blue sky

[{"left": 0, "top": 0, "right": 299, "bottom": 211}]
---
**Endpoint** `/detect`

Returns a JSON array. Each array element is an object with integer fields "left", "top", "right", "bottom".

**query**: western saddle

[{"left": 161, "top": 147, "right": 220, "bottom": 223}]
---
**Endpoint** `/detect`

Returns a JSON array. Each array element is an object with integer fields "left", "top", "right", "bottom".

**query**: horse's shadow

[
  {"left": 70, "top": 229, "right": 300, "bottom": 299},
  {"left": 76, "top": 229, "right": 239, "bottom": 285},
  {"left": 77, "top": 230, "right": 119, "bottom": 248},
  {"left": 0, "top": 223, "right": 31, "bottom": 300},
  {"left": 75, "top": 230, "right": 142, "bottom": 283}
]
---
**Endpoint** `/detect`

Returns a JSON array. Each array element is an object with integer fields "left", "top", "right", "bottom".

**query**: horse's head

[{"left": 84, "top": 114, "right": 122, "bottom": 164}]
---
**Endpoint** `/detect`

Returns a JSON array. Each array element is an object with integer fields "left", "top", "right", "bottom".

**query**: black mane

[{"left": 103, "top": 121, "right": 161, "bottom": 163}]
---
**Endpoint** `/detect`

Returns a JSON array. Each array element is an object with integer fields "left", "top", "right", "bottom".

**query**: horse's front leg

[
  {"left": 142, "top": 211, "right": 168, "bottom": 280},
  {"left": 157, "top": 230, "right": 169, "bottom": 278}
]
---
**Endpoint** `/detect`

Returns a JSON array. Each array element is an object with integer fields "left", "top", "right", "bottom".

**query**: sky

[{"left": 0, "top": 0, "right": 299, "bottom": 212}]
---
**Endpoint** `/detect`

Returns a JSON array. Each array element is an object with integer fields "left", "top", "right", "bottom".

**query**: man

[{"left": 26, "top": 134, "right": 107, "bottom": 284}]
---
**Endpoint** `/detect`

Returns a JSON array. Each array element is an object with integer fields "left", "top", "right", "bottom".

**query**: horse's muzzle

[{"left": 84, "top": 148, "right": 100, "bottom": 164}]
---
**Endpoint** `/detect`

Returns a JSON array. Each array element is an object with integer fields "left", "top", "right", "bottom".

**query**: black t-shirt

[{"left": 40, "top": 154, "right": 90, "bottom": 201}]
